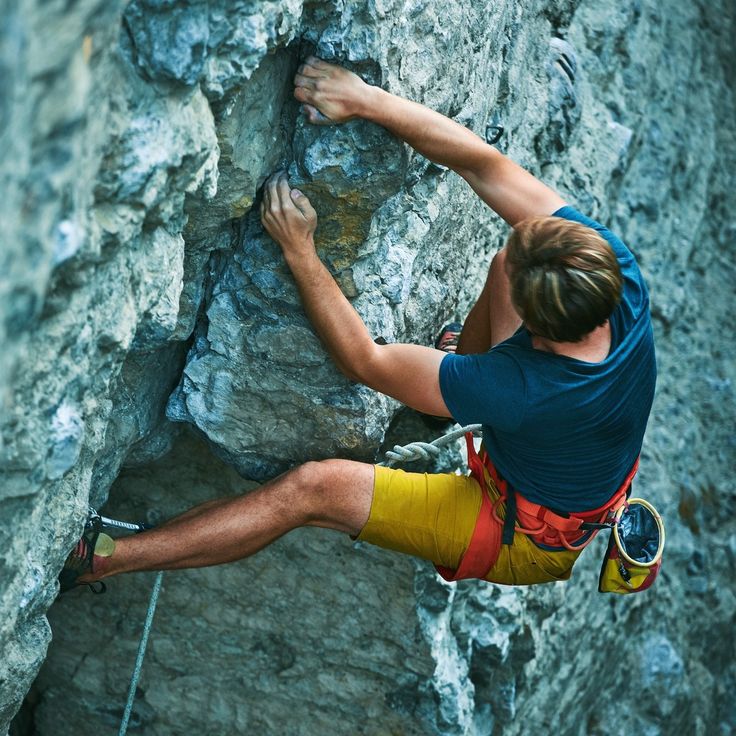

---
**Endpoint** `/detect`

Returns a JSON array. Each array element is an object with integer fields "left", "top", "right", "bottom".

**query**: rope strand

[
  {"left": 118, "top": 571, "right": 164, "bottom": 736},
  {"left": 380, "top": 423, "right": 482, "bottom": 467}
]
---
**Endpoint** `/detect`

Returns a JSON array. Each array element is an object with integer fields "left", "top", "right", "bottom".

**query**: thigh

[
  {"left": 484, "top": 533, "right": 581, "bottom": 585},
  {"left": 356, "top": 466, "right": 482, "bottom": 570},
  {"left": 459, "top": 249, "right": 522, "bottom": 355}
]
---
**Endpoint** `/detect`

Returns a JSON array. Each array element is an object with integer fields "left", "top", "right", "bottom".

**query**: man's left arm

[{"left": 260, "top": 172, "right": 452, "bottom": 418}]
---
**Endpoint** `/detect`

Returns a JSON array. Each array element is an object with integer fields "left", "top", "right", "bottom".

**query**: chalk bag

[{"left": 598, "top": 498, "right": 665, "bottom": 594}]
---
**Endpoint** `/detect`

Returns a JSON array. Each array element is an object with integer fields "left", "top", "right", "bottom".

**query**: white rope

[
  {"left": 118, "top": 571, "right": 164, "bottom": 736},
  {"left": 380, "top": 423, "right": 482, "bottom": 467}
]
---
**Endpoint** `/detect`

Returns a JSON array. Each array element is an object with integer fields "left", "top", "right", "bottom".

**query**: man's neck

[{"left": 531, "top": 322, "right": 611, "bottom": 363}]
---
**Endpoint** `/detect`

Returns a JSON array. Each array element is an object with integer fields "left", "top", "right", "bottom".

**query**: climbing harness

[
  {"left": 434, "top": 433, "right": 638, "bottom": 581},
  {"left": 431, "top": 432, "right": 665, "bottom": 591}
]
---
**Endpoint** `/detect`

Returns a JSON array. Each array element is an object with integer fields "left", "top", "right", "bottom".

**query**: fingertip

[{"left": 290, "top": 188, "right": 302, "bottom": 198}]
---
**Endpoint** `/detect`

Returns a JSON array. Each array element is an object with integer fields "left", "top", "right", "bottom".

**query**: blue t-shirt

[{"left": 439, "top": 206, "right": 657, "bottom": 511}]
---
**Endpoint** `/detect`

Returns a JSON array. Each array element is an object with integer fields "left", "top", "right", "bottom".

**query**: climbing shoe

[
  {"left": 435, "top": 322, "right": 463, "bottom": 354},
  {"left": 58, "top": 529, "right": 115, "bottom": 594}
]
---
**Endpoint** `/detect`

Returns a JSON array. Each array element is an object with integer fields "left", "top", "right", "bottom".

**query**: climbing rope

[
  {"left": 380, "top": 423, "right": 482, "bottom": 467},
  {"left": 106, "top": 422, "right": 481, "bottom": 734},
  {"left": 118, "top": 571, "right": 164, "bottom": 736}
]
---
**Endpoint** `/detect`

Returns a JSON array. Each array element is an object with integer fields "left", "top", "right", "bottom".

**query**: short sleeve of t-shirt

[{"left": 439, "top": 349, "right": 527, "bottom": 432}]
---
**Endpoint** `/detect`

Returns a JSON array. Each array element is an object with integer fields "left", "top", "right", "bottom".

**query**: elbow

[
  {"left": 460, "top": 146, "right": 502, "bottom": 182},
  {"left": 342, "top": 342, "right": 383, "bottom": 387},
  {"left": 332, "top": 355, "right": 361, "bottom": 383},
  {"left": 339, "top": 364, "right": 362, "bottom": 384}
]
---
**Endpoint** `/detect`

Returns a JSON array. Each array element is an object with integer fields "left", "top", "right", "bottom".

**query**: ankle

[{"left": 80, "top": 533, "right": 116, "bottom": 581}]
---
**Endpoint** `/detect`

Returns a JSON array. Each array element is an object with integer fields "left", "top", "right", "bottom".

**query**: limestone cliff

[{"left": 1, "top": 0, "right": 734, "bottom": 734}]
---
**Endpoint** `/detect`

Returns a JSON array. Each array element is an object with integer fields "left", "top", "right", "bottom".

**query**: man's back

[{"left": 439, "top": 206, "right": 657, "bottom": 511}]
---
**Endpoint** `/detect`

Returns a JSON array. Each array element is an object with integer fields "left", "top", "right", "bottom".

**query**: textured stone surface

[
  {"left": 30, "top": 433, "right": 439, "bottom": 736},
  {"left": 2, "top": 0, "right": 735, "bottom": 734}
]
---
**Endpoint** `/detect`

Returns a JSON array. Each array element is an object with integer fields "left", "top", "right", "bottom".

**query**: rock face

[{"left": 1, "top": 0, "right": 734, "bottom": 734}]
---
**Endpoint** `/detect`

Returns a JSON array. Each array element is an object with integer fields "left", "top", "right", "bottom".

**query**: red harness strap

[
  {"left": 435, "top": 433, "right": 640, "bottom": 582},
  {"left": 435, "top": 434, "right": 502, "bottom": 582}
]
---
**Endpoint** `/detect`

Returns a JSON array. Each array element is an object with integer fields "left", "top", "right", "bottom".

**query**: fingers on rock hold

[
  {"left": 303, "top": 104, "right": 331, "bottom": 125},
  {"left": 294, "top": 86, "right": 309, "bottom": 103},
  {"left": 294, "top": 73, "right": 315, "bottom": 89},
  {"left": 276, "top": 174, "right": 294, "bottom": 208},
  {"left": 298, "top": 62, "right": 322, "bottom": 78}
]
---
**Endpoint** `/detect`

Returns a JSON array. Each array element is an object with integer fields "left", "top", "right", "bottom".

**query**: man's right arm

[{"left": 294, "top": 57, "right": 565, "bottom": 226}]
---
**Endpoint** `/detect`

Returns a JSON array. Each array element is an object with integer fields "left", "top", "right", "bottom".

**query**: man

[{"left": 61, "top": 57, "right": 656, "bottom": 591}]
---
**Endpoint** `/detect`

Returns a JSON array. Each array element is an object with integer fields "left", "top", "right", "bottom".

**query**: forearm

[
  {"left": 261, "top": 171, "right": 449, "bottom": 415},
  {"left": 361, "top": 86, "right": 496, "bottom": 175},
  {"left": 284, "top": 250, "right": 449, "bottom": 417},
  {"left": 295, "top": 58, "right": 564, "bottom": 225},
  {"left": 285, "top": 249, "right": 376, "bottom": 381}
]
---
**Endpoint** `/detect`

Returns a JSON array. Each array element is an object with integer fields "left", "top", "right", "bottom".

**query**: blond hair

[{"left": 505, "top": 217, "right": 623, "bottom": 343}]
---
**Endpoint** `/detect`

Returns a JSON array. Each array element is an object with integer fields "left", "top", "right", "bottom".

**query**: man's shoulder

[{"left": 553, "top": 205, "right": 630, "bottom": 258}]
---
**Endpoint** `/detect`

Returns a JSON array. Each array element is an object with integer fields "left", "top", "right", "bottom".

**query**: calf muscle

[{"left": 85, "top": 461, "right": 375, "bottom": 581}]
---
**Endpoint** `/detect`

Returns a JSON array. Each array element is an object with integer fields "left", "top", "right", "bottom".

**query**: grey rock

[
  {"left": 639, "top": 634, "right": 686, "bottom": 719},
  {"left": 537, "top": 37, "right": 582, "bottom": 156},
  {"left": 123, "top": 0, "right": 210, "bottom": 86},
  {"left": 1, "top": 0, "right": 735, "bottom": 733},
  {"left": 46, "top": 403, "right": 85, "bottom": 480}
]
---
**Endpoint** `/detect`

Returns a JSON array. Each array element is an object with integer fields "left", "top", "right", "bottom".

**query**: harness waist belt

[{"left": 436, "top": 433, "right": 639, "bottom": 581}]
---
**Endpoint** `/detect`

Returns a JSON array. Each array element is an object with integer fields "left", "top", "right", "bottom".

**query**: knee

[
  {"left": 287, "top": 459, "right": 346, "bottom": 515},
  {"left": 292, "top": 460, "right": 340, "bottom": 509}
]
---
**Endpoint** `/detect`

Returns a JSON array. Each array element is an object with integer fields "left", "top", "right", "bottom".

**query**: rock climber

[{"left": 61, "top": 57, "right": 656, "bottom": 592}]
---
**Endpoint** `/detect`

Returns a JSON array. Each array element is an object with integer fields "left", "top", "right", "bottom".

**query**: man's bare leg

[
  {"left": 457, "top": 248, "right": 522, "bottom": 355},
  {"left": 80, "top": 460, "right": 374, "bottom": 582}
]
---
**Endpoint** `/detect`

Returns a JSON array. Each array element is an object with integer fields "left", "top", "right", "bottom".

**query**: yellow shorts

[{"left": 357, "top": 464, "right": 582, "bottom": 585}]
